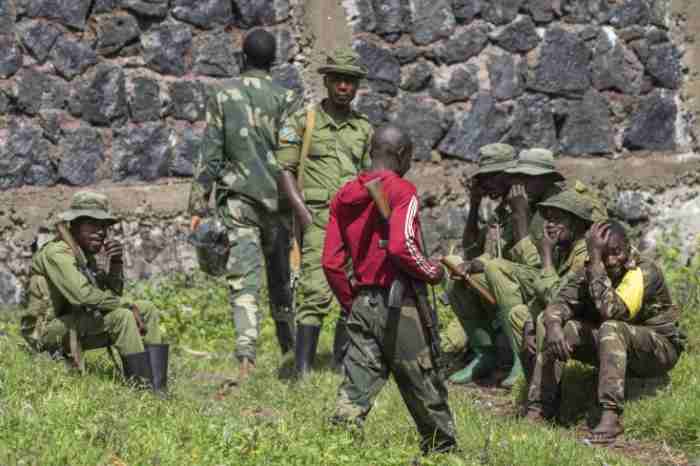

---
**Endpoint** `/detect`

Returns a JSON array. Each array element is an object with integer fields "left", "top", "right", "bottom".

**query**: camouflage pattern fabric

[
  {"left": 277, "top": 103, "right": 373, "bottom": 327},
  {"left": 21, "top": 239, "right": 161, "bottom": 356},
  {"left": 334, "top": 288, "right": 457, "bottom": 454}
]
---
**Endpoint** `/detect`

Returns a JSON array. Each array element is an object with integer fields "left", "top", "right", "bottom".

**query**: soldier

[
  {"left": 526, "top": 221, "right": 685, "bottom": 444},
  {"left": 447, "top": 147, "right": 563, "bottom": 387},
  {"left": 188, "top": 29, "right": 302, "bottom": 380},
  {"left": 21, "top": 191, "right": 166, "bottom": 390},
  {"left": 277, "top": 47, "right": 373, "bottom": 377},
  {"left": 323, "top": 125, "right": 457, "bottom": 454}
]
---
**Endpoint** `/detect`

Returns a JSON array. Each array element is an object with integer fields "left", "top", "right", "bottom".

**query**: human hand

[
  {"left": 297, "top": 207, "right": 313, "bottom": 231},
  {"left": 104, "top": 239, "right": 124, "bottom": 264},
  {"left": 190, "top": 215, "right": 201, "bottom": 232},
  {"left": 130, "top": 304, "right": 146, "bottom": 336},
  {"left": 586, "top": 222, "right": 610, "bottom": 257},
  {"left": 539, "top": 223, "right": 557, "bottom": 256},
  {"left": 507, "top": 183, "right": 529, "bottom": 215},
  {"left": 545, "top": 324, "right": 571, "bottom": 361}
]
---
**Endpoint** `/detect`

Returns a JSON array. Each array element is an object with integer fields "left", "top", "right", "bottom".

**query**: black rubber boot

[
  {"left": 332, "top": 318, "right": 350, "bottom": 373},
  {"left": 275, "top": 320, "right": 296, "bottom": 355},
  {"left": 121, "top": 351, "right": 152, "bottom": 388},
  {"left": 145, "top": 343, "right": 169, "bottom": 393},
  {"left": 295, "top": 324, "right": 321, "bottom": 378}
]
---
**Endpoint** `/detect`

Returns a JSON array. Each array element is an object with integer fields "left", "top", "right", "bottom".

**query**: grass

[{"left": 0, "top": 239, "right": 698, "bottom": 466}]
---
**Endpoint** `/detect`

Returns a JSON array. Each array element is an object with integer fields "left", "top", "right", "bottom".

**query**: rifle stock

[{"left": 440, "top": 256, "right": 497, "bottom": 306}]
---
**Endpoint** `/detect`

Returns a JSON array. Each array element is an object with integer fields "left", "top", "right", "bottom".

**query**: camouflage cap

[
  {"left": 538, "top": 189, "right": 596, "bottom": 223},
  {"left": 318, "top": 47, "right": 367, "bottom": 78},
  {"left": 507, "top": 148, "right": 564, "bottom": 180},
  {"left": 473, "top": 143, "right": 517, "bottom": 177},
  {"left": 57, "top": 191, "right": 118, "bottom": 224}
]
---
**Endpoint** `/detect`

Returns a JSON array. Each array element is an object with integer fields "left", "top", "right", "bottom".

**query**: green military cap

[
  {"left": 538, "top": 189, "right": 597, "bottom": 223},
  {"left": 573, "top": 180, "right": 608, "bottom": 222},
  {"left": 507, "top": 148, "right": 564, "bottom": 181},
  {"left": 57, "top": 190, "right": 118, "bottom": 225},
  {"left": 318, "top": 47, "right": 367, "bottom": 78},
  {"left": 473, "top": 143, "right": 517, "bottom": 177}
]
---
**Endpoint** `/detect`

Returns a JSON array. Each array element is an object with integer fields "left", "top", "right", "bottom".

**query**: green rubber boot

[
  {"left": 449, "top": 325, "right": 497, "bottom": 384},
  {"left": 500, "top": 306, "right": 525, "bottom": 389}
]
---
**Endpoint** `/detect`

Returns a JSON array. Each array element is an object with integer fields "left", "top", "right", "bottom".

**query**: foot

[
  {"left": 238, "top": 357, "right": 256, "bottom": 383},
  {"left": 524, "top": 408, "right": 547, "bottom": 424},
  {"left": 500, "top": 361, "right": 523, "bottom": 389},
  {"left": 448, "top": 351, "right": 497, "bottom": 385},
  {"left": 586, "top": 410, "right": 624, "bottom": 444}
]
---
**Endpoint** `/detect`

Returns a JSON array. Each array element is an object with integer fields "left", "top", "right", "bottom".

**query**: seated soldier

[
  {"left": 21, "top": 191, "right": 167, "bottom": 391},
  {"left": 526, "top": 221, "right": 685, "bottom": 444}
]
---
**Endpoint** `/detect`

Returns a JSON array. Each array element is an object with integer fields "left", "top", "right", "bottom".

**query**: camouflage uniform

[
  {"left": 189, "top": 69, "right": 301, "bottom": 362},
  {"left": 276, "top": 102, "right": 372, "bottom": 327},
  {"left": 21, "top": 192, "right": 161, "bottom": 358},
  {"left": 528, "top": 259, "right": 685, "bottom": 415}
]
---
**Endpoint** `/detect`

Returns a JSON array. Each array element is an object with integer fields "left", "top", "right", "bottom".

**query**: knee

[{"left": 599, "top": 320, "right": 626, "bottom": 346}]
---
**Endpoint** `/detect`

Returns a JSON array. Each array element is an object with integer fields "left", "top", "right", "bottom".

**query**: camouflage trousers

[
  {"left": 25, "top": 299, "right": 161, "bottom": 357},
  {"left": 527, "top": 315, "right": 681, "bottom": 414},
  {"left": 223, "top": 196, "right": 294, "bottom": 361},
  {"left": 334, "top": 287, "right": 457, "bottom": 453}
]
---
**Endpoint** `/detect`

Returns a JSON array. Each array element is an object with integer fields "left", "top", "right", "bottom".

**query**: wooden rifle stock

[{"left": 440, "top": 256, "right": 496, "bottom": 306}]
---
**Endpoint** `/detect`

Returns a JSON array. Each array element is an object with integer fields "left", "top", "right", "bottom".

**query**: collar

[{"left": 316, "top": 100, "right": 360, "bottom": 130}]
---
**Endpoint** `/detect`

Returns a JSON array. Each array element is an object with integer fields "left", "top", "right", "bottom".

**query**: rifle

[
  {"left": 363, "top": 178, "right": 444, "bottom": 372},
  {"left": 440, "top": 256, "right": 497, "bottom": 305}
]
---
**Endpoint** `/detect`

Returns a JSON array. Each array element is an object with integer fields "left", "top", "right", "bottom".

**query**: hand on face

[
  {"left": 507, "top": 183, "right": 529, "bottom": 214},
  {"left": 539, "top": 222, "right": 558, "bottom": 256},
  {"left": 586, "top": 222, "right": 610, "bottom": 255},
  {"left": 104, "top": 239, "right": 124, "bottom": 263},
  {"left": 74, "top": 220, "right": 107, "bottom": 255}
]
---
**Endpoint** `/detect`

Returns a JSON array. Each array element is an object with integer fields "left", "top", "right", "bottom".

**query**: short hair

[
  {"left": 371, "top": 125, "right": 412, "bottom": 159},
  {"left": 606, "top": 220, "right": 629, "bottom": 246},
  {"left": 243, "top": 29, "right": 276, "bottom": 69}
]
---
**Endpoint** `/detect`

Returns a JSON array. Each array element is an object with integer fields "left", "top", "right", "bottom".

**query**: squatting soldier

[
  {"left": 526, "top": 221, "right": 685, "bottom": 444},
  {"left": 188, "top": 29, "right": 302, "bottom": 381},
  {"left": 323, "top": 125, "right": 457, "bottom": 454},
  {"left": 21, "top": 191, "right": 166, "bottom": 390},
  {"left": 447, "top": 147, "right": 563, "bottom": 387},
  {"left": 277, "top": 47, "right": 373, "bottom": 376}
]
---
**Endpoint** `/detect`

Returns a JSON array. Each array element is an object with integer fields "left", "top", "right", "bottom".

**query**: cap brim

[
  {"left": 317, "top": 65, "right": 367, "bottom": 78},
  {"left": 474, "top": 161, "right": 517, "bottom": 177},
  {"left": 506, "top": 166, "right": 565, "bottom": 180},
  {"left": 57, "top": 209, "right": 119, "bottom": 225}
]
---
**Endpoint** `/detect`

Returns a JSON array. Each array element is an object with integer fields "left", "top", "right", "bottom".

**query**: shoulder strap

[{"left": 296, "top": 108, "right": 316, "bottom": 194}]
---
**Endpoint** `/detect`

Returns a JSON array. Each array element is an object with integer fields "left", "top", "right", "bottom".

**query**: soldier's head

[
  {"left": 58, "top": 191, "right": 118, "bottom": 254},
  {"left": 318, "top": 48, "right": 367, "bottom": 109},
  {"left": 370, "top": 125, "right": 413, "bottom": 177},
  {"left": 506, "top": 148, "right": 564, "bottom": 198},
  {"left": 473, "top": 143, "right": 516, "bottom": 199},
  {"left": 538, "top": 189, "right": 595, "bottom": 246},
  {"left": 243, "top": 29, "right": 277, "bottom": 70},
  {"left": 601, "top": 220, "right": 632, "bottom": 281}
]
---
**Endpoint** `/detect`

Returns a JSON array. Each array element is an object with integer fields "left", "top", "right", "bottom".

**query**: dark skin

[{"left": 507, "top": 174, "right": 560, "bottom": 244}]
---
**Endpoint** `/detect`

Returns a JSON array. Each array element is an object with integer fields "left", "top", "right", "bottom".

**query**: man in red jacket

[{"left": 322, "top": 125, "right": 457, "bottom": 455}]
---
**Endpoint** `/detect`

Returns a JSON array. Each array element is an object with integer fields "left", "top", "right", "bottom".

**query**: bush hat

[
  {"left": 318, "top": 47, "right": 368, "bottom": 79},
  {"left": 473, "top": 143, "right": 517, "bottom": 177},
  {"left": 538, "top": 189, "right": 597, "bottom": 223},
  {"left": 57, "top": 191, "right": 118, "bottom": 225},
  {"left": 507, "top": 148, "right": 564, "bottom": 180}
]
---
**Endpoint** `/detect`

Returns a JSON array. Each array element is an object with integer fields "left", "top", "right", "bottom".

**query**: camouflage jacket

[
  {"left": 188, "top": 69, "right": 302, "bottom": 215},
  {"left": 544, "top": 259, "right": 683, "bottom": 340},
  {"left": 21, "top": 238, "right": 125, "bottom": 338},
  {"left": 276, "top": 101, "right": 373, "bottom": 206},
  {"left": 534, "top": 238, "right": 588, "bottom": 305}
]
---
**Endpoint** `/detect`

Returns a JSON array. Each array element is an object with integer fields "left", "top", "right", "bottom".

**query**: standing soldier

[
  {"left": 277, "top": 47, "right": 373, "bottom": 377},
  {"left": 526, "top": 221, "right": 685, "bottom": 444},
  {"left": 21, "top": 191, "right": 166, "bottom": 391},
  {"left": 188, "top": 29, "right": 302, "bottom": 381},
  {"left": 323, "top": 125, "right": 457, "bottom": 454}
]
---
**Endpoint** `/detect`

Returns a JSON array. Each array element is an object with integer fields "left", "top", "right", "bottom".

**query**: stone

[
  {"left": 58, "top": 127, "right": 104, "bottom": 186},
  {"left": 355, "top": 39, "right": 400, "bottom": 96},
  {"left": 438, "top": 93, "right": 511, "bottom": 161},
  {"left": 393, "top": 45, "right": 419, "bottom": 64},
  {"left": 400, "top": 61, "right": 433, "bottom": 92},
  {"left": 172, "top": 0, "right": 233, "bottom": 29},
  {"left": 645, "top": 27, "right": 669, "bottom": 45},
  {"left": 171, "top": 126, "right": 202, "bottom": 177},
  {"left": 504, "top": 93, "right": 557, "bottom": 150},
  {"left": 272, "top": 63, "right": 304, "bottom": 94},
  {"left": 608, "top": 0, "right": 649, "bottom": 28},
  {"left": 481, "top": 0, "right": 524, "bottom": 25},
  {"left": 354, "top": 91, "right": 391, "bottom": 125},
  {"left": 528, "top": 27, "right": 591, "bottom": 97},
  {"left": 193, "top": 30, "right": 241, "bottom": 78},
  {"left": 434, "top": 21, "right": 488, "bottom": 65},
  {"left": 112, "top": 123, "right": 172, "bottom": 181},
  {"left": 488, "top": 53, "right": 525, "bottom": 101},
  {"left": 623, "top": 90, "right": 676, "bottom": 151},
  {"left": 410, "top": 0, "right": 456, "bottom": 46},
  {"left": 392, "top": 95, "right": 449, "bottom": 160},
  {"left": 612, "top": 190, "right": 650, "bottom": 222},
  {"left": 646, "top": 43, "right": 682, "bottom": 90},
  {"left": 0, "top": 0, "right": 16, "bottom": 32},
  {"left": 94, "top": 12, "right": 141, "bottom": 56},
  {"left": 489, "top": 15, "right": 540, "bottom": 53},
  {"left": 591, "top": 32, "right": 643, "bottom": 95},
  {"left": 347, "top": 0, "right": 376, "bottom": 32},
  {"left": 525, "top": 0, "right": 555, "bottom": 23},
  {"left": 142, "top": 24, "right": 192, "bottom": 77},
  {"left": 559, "top": 89, "right": 613, "bottom": 155},
  {"left": 275, "top": 27, "right": 297, "bottom": 64},
  {"left": 372, "top": 0, "right": 409, "bottom": 42},
  {"left": 0, "top": 34, "right": 21, "bottom": 79},
  {"left": 128, "top": 76, "right": 161, "bottom": 122},
  {"left": 168, "top": 81, "right": 206, "bottom": 122},
  {"left": 0, "top": 268, "right": 22, "bottom": 306},
  {"left": 25, "top": 0, "right": 91, "bottom": 30},
  {"left": 123, "top": 0, "right": 168, "bottom": 18},
  {"left": 0, "top": 88, "right": 12, "bottom": 115},
  {"left": 16, "top": 68, "right": 68, "bottom": 116},
  {"left": 93, "top": 0, "right": 120, "bottom": 14},
  {"left": 430, "top": 64, "right": 479, "bottom": 104},
  {"left": 81, "top": 64, "right": 128, "bottom": 126},
  {"left": 561, "top": 0, "right": 609, "bottom": 24},
  {"left": 233, "top": 0, "right": 292, "bottom": 28},
  {"left": 0, "top": 121, "right": 57, "bottom": 189},
  {"left": 628, "top": 38, "right": 649, "bottom": 64},
  {"left": 17, "top": 20, "right": 61, "bottom": 64},
  {"left": 452, "top": 0, "right": 481, "bottom": 24},
  {"left": 648, "top": 0, "right": 671, "bottom": 29},
  {"left": 618, "top": 25, "right": 645, "bottom": 42},
  {"left": 38, "top": 109, "right": 63, "bottom": 143},
  {"left": 50, "top": 35, "right": 98, "bottom": 81}
]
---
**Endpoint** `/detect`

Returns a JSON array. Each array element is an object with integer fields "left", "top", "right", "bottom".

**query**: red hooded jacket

[{"left": 322, "top": 169, "right": 442, "bottom": 314}]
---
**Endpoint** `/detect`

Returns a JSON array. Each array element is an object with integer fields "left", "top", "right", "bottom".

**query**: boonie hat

[
  {"left": 57, "top": 191, "right": 118, "bottom": 225},
  {"left": 538, "top": 189, "right": 597, "bottom": 223},
  {"left": 318, "top": 47, "right": 368, "bottom": 79},
  {"left": 473, "top": 143, "right": 517, "bottom": 177},
  {"left": 507, "top": 148, "right": 564, "bottom": 180}
]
